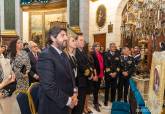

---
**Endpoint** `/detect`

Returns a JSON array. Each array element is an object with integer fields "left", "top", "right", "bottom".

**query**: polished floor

[
  {"left": 86, "top": 93, "right": 111, "bottom": 114},
  {"left": 0, "top": 92, "right": 111, "bottom": 114}
]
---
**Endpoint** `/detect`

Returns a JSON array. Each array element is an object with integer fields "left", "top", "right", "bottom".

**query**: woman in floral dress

[{"left": 7, "top": 38, "right": 31, "bottom": 92}]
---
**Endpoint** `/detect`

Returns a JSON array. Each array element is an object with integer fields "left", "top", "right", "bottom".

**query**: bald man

[{"left": 28, "top": 41, "right": 40, "bottom": 85}]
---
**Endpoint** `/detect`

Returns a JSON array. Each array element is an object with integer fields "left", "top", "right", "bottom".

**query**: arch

[{"left": 113, "top": 0, "right": 129, "bottom": 46}]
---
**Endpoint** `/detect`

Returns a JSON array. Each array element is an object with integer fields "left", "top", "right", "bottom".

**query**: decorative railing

[{"left": 129, "top": 79, "right": 151, "bottom": 114}]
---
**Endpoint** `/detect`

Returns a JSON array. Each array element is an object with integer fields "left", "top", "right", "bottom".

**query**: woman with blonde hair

[{"left": 65, "top": 36, "right": 78, "bottom": 78}]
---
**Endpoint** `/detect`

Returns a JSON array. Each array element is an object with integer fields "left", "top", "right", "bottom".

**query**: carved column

[
  {"left": 79, "top": 0, "right": 89, "bottom": 42},
  {"left": 69, "top": 0, "right": 79, "bottom": 26}
]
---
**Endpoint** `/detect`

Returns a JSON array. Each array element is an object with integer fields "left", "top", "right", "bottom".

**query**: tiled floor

[{"left": 86, "top": 93, "right": 111, "bottom": 114}]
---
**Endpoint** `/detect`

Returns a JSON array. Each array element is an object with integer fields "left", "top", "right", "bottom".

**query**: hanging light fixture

[
  {"left": 38, "top": 0, "right": 49, "bottom": 3},
  {"left": 20, "top": 0, "right": 32, "bottom": 5},
  {"left": 21, "top": 0, "right": 49, "bottom": 5}
]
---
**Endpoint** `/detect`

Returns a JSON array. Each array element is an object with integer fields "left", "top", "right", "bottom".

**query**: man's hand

[
  {"left": 110, "top": 72, "right": 117, "bottom": 78},
  {"left": 34, "top": 74, "right": 39, "bottom": 80},
  {"left": 68, "top": 95, "right": 78, "bottom": 109},
  {"left": 92, "top": 75, "right": 98, "bottom": 81},
  {"left": 122, "top": 72, "right": 128, "bottom": 77}
]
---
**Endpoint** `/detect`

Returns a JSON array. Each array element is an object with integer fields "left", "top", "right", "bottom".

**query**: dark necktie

[
  {"left": 124, "top": 56, "right": 128, "bottom": 61},
  {"left": 60, "top": 52, "right": 68, "bottom": 67},
  {"left": 111, "top": 52, "right": 114, "bottom": 56},
  {"left": 34, "top": 54, "right": 38, "bottom": 60},
  {"left": 60, "top": 52, "right": 75, "bottom": 86}
]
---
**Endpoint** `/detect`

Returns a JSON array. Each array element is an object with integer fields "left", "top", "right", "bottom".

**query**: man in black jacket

[
  {"left": 104, "top": 43, "right": 120, "bottom": 106},
  {"left": 37, "top": 27, "right": 77, "bottom": 114},
  {"left": 28, "top": 41, "right": 39, "bottom": 85},
  {"left": 117, "top": 47, "right": 135, "bottom": 102}
]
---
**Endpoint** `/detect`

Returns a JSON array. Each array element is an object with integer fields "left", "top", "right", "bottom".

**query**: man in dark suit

[
  {"left": 117, "top": 47, "right": 135, "bottom": 102},
  {"left": 104, "top": 43, "right": 120, "bottom": 106},
  {"left": 28, "top": 41, "right": 39, "bottom": 85},
  {"left": 37, "top": 27, "right": 78, "bottom": 114},
  {"left": 72, "top": 33, "right": 91, "bottom": 114}
]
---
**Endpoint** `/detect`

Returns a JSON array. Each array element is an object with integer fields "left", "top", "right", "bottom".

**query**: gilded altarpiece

[{"left": 148, "top": 52, "right": 165, "bottom": 114}]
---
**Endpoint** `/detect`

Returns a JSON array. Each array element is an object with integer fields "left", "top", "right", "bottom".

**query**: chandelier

[{"left": 121, "top": 0, "right": 165, "bottom": 41}]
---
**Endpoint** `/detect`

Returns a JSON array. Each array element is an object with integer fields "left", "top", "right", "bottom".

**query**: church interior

[{"left": 0, "top": 0, "right": 165, "bottom": 114}]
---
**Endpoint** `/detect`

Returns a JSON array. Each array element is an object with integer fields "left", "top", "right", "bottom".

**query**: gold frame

[
  {"left": 96, "top": 4, "right": 106, "bottom": 28},
  {"left": 29, "top": 12, "right": 44, "bottom": 47},
  {"left": 1, "top": 30, "right": 17, "bottom": 36},
  {"left": 29, "top": 9, "right": 67, "bottom": 47},
  {"left": 108, "top": 24, "right": 113, "bottom": 33}
]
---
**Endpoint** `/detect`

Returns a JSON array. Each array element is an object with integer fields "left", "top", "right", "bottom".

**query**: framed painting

[
  {"left": 45, "top": 9, "right": 67, "bottom": 40},
  {"left": 96, "top": 4, "right": 106, "bottom": 28},
  {"left": 29, "top": 13, "right": 44, "bottom": 47}
]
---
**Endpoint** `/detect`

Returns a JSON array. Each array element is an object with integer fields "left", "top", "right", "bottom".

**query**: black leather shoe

[
  {"left": 94, "top": 104, "right": 101, "bottom": 112},
  {"left": 88, "top": 110, "right": 93, "bottom": 114},
  {"left": 104, "top": 102, "right": 108, "bottom": 106},
  {"left": 124, "top": 100, "right": 128, "bottom": 103}
]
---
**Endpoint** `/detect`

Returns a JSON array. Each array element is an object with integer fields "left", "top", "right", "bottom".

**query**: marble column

[
  {"left": 0, "top": 0, "right": 5, "bottom": 32},
  {"left": 79, "top": 0, "right": 89, "bottom": 42},
  {"left": 15, "top": 0, "right": 23, "bottom": 37},
  {"left": 69, "top": 0, "right": 79, "bottom": 26},
  {"left": 0, "top": 0, "right": 22, "bottom": 36},
  {"left": 67, "top": 0, "right": 69, "bottom": 24}
]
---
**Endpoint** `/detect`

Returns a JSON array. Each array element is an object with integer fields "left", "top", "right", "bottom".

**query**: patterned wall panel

[
  {"left": 4, "top": 0, "right": 15, "bottom": 30},
  {"left": 69, "top": 0, "right": 79, "bottom": 26}
]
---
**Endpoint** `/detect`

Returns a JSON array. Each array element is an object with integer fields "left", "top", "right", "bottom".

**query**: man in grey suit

[{"left": 37, "top": 27, "right": 78, "bottom": 114}]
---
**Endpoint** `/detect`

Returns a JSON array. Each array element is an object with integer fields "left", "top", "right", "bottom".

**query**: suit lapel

[
  {"left": 30, "top": 52, "right": 37, "bottom": 63},
  {"left": 49, "top": 46, "right": 74, "bottom": 82}
]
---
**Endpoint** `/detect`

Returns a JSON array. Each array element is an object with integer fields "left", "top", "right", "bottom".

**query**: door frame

[{"left": 93, "top": 33, "right": 106, "bottom": 49}]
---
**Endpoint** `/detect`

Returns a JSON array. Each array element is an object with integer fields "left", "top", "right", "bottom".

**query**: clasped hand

[
  {"left": 110, "top": 72, "right": 117, "bottom": 78},
  {"left": 69, "top": 94, "right": 78, "bottom": 109},
  {"left": 122, "top": 71, "right": 128, "bottom": 77}
]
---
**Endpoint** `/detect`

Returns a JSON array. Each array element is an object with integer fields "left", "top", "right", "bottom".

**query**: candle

[
  {"left": 158, "top": 10, "right": 160, "bottom": 20},
  {"left": 138, "top": 12, "right": 140, "bottom": 19}
]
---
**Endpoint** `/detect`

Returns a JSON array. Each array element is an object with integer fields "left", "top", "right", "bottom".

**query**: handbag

[
  {"left": 20, "top": 65, "right": 27, "bottom": 75},
  {"left": 83, "top": 65, "right": 93, "bottom": 77}
]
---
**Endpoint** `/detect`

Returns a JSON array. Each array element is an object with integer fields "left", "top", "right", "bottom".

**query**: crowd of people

[{"left": 0, "top": 26, "right": 142, "bottom": 114}]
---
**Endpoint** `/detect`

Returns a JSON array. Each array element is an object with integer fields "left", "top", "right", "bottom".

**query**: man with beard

[{"left": 37, "top": 27, "right": 78, "bottom": 114}]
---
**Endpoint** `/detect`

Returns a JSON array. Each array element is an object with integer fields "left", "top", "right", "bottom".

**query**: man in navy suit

[
  {"left": 37, "top": 27, "right": 78, "bottom": 114},
  {"left": 28, "top": 41, "right": 40, "bottom": 85}
]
